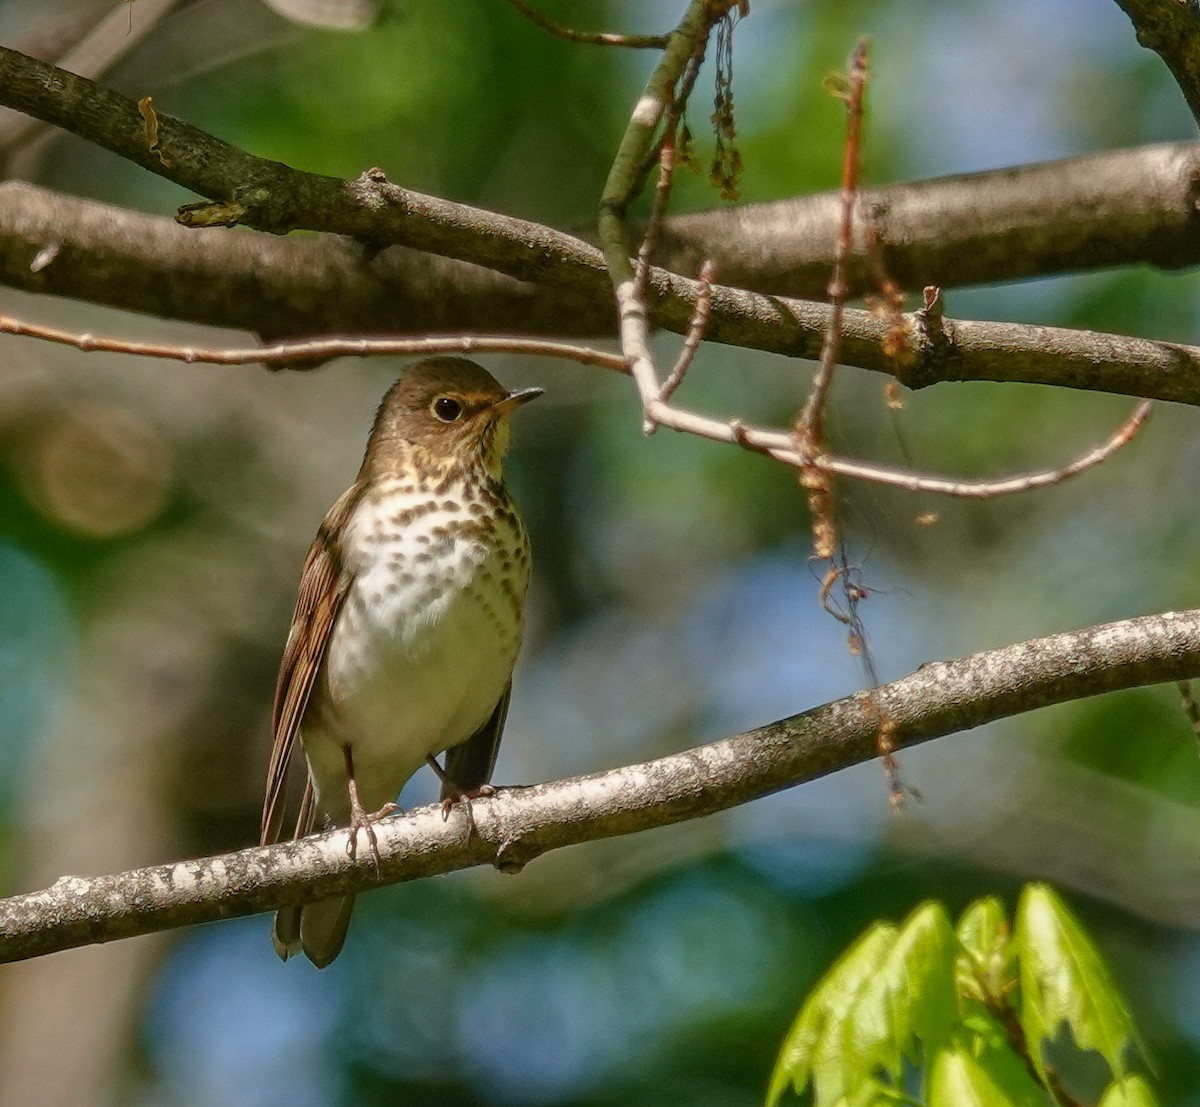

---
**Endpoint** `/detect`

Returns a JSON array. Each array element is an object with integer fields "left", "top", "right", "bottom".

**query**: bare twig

[
  {"left": 643, "top": 394, "right": 1151, "bottom": 498},
  {"left": 0, "top": 304, "right": 1149, "bottom": 499},
  {"left": 598, "top": 0, "right": 719, "bottom": 428},
  {"left": 796, "top": 37, "right": 869, "bottom": 450},
  {"left": 0, "top": 311, "right": 630, "bottom": 373},
  {"left": 634, "top": 116, "right": 681, "bottom": 304},
  {"left": 803, "top": 40, "right": 894, "bottom": 803},
  {"left": 0, "top": 608, "right": 1198, "bottom": 963},
  {"left": 659, "top": 259, "right": 716, "bottom": 401},
  {"left": 820, "top": 401, "right": 1151, "bottom": 497},
  {"left": 783, "top": 40, "right": 901, "bottom": 810},
  {"left": 503, "top": 0, "right": 669, "bottom": 49}
]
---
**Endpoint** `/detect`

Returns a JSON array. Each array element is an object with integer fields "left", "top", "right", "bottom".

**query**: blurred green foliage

[{"left": 3, "top": 0, "right": 1200, "bottom": 1105}]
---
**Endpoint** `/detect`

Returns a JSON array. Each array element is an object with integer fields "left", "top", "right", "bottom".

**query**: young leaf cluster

[{"left": 767, "top": 884, "right": 1155, "bottom": 1107}]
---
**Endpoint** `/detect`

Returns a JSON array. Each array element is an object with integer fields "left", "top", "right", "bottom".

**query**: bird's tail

[{"left": 273, "top": 895, "right": 357, "bottom": 969}]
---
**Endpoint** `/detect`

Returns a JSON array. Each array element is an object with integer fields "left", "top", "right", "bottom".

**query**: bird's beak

[{"left": 489, "top": 387, "right": 544, "bottom": 415}]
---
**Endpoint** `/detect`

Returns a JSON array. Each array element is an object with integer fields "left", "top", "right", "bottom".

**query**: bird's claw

[
  {"left": 440, "top": 784, "right": 497, "bottom": 839},
  {"left": 346, "top": 801, "right": 400, "bottom": 868}
]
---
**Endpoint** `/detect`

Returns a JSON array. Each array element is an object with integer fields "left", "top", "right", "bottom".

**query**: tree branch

[
  {"left": 0, "top": 42, "right": 621, "bottom": 290},
  {"left": 5, "top": 181, "right": 1200, "bottom": 407},
  {"left": 2, "top": 39, "right": 1200, "bottom": 409},
  {"left": 653, "top": 141, "right": 1200, "bottom": 299},
  {"left": 6, "top": 139, "right": 1200, "bottom": 336},
  {"left": 4, "top": 42, "right": 1200, "bottom": 378},
  {"left": 0, "top": 182, "right": 607, "bottom": 341},
  {"left": 1, "top": 608, "right": 1198, "bottom": 964},
  {"left": 1113, "top": 0, "right": 1200, "bottom": 128}
]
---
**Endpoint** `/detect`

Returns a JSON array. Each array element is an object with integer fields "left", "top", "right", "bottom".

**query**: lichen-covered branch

[{"left": 1, "top": 608, "right": 1198, "bottom": 964}]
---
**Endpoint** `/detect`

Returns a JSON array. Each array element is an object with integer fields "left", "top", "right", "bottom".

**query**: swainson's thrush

[{"left": 260, "top": 358, "right": 541, "bottom": 967}]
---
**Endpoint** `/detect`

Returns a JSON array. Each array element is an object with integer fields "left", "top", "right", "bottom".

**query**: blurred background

[{"left": 0, "top": 0, "right": 1199, "bottom": 1103}]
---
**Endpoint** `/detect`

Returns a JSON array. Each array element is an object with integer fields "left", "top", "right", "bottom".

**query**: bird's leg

[
  {"left": 342, "top": 746, "right": 398, "bottom": 867},
  {"left": 424, "top": 754, "right": 453, "bottom": 787}
]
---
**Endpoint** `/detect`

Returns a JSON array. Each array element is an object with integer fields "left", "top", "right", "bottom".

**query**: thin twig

[
  {"left": 503, "top": 0, "right": 669, "bottom": 48},
  {"left": 632, "top": 41, "right": 707, "bottom": 200},
  {"left": 788, "top": 41, "right": 884, "bottom": 793},
  {"left": 0, "top": 308, "right": 1150, "bottom": 500},
  {"left": 819, "top": 401, "right": 1151, "bottom": 497},
  {"left": 796, "top": 36, "right": 869, "bottom": 450},
  {"left": 598, "top": 0, "right": 719, "bottom": 429},
  {"left": 0, "top": 313, "right": 631, "bottom": 373},
  {"left": 634, "top": 116, "right": 680, "bottom": 304},
  {"left": 659, "top": 259, "right": 716, "bottom": 401},
  {"left": 645, "top": 398, "right": 1151, "bottom": 498}
]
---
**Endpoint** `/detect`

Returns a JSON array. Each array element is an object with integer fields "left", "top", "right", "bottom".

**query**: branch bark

[
  {"left": 3, "top": 43, "right": 1200, "bottom": 398},
  {"left": 0, "top": 182, "right": 606, "bottom": 341},
  {"left": 1114, "top": 0, "right": 1200, "bottom": 128},
  {"left": 653, "top": 141, "right": 1200, "bottom": 298},
  {"left": 6, "top": 180, "right": 1200, "bottom": 408},
  {"left": 6, "top": 140, "right": 1200, "bottom": 335},
  {"left": 2, "top": 608, "right": 1198, "bottom": 964}
]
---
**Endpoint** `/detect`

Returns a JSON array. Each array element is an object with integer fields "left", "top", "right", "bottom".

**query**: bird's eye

[{"left": 431, "top": 396, "right": 464, "bottom": 422}]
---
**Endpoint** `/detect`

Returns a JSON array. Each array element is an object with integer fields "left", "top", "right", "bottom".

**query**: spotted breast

[{"left": 305, "top": 473, "right": 531, "bottom": 820}]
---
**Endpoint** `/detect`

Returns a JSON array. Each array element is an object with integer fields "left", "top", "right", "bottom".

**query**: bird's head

[{"left": 364, "top": 357, "right": 542, "bottom": 482}]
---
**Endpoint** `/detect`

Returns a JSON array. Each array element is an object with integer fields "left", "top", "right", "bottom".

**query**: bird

[{"left": 260, "top": 357, "right": 541, "bottom": 967}]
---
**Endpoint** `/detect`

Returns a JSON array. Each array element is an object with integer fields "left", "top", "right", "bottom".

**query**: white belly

[{"left": 303, "top": 488, "right": 528, "bottom": 817}]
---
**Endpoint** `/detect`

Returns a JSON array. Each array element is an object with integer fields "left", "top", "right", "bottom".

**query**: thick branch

[
  {"left": 6, "top": 139, "right": 1200, "bottom": 333},
  {"left": 0, "top": 33, "right": 1198, "bottom": 406},
  {"left": 0, "top": 182, "right": 608, "bottom": 340},
  {"left": 653, "top": 141, "right": 1200, "bottom": 298},
  {"left": 1, "top": 608, "right": 1198, "bottom": 964},
  {"left": 1114, "top": 0, "right": 1200, "bottom": 128},
  {"left": 5, "top": 43, "right": 1200, "bottom": 354},
  {"left": 0, "top": 42, "right": 620, "bottom": 291},
  {"left": 5, "top": 183, "right": 1200, "bottom": 406}
]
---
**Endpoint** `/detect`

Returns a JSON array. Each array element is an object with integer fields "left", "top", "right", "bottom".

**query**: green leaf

[
  {"left": 1015, "top": 883, "right": 1141, "bottom": 1082},
  {"left": 841, "top": 902, "right": 958, "bottom": 1091},
  {"left": 766, "top": 923, "right": 898, "bottom": 1107},
  {"left": 1098, "top": 1075, "right": 1160, "bottom": 1107},
  {"left": 949, "top": 1008, "right": 1049, "bottom": 1107},
  {"left": 956, "top": 897, "right": 1014, "bottom": 1003},
  {"left": 846, "top": 1080, "right": 909, "bottom": 1107},
  {"left": 928, "top": 1041, "right": 1042, "bottom": 1107}
]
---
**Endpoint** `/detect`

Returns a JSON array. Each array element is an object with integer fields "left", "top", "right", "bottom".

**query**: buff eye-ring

[{"left": 432, "top": 396, "right": 464, "bottom": 422}]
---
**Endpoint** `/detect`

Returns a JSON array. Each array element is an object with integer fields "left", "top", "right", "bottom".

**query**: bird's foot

[
  {"left": 346, "top": 799, "right": 400, "bottom": 868},
  {"left": 341, "top": 744, "right": 399, "bottom": 868},
  {"left": 440, "top": 783, "right": 497, "bottom": 839}
]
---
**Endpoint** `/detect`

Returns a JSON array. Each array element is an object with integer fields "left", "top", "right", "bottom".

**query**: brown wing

[
  {"left": 440, "top": 681, "right": 512, "bottom": 800},
  {"left": 260, "top": 484, "right": 363, "bottom": 846}
]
